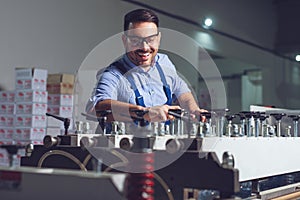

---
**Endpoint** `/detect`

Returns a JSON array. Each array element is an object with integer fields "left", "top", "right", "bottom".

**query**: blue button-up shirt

[{"left": 86, "top": 53, "right": 190, "bottom": 111}]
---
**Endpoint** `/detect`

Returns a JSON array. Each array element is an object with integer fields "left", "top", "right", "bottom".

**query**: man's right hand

[{"left": 144, "top": 105, "right": 182, "bottom": 122}]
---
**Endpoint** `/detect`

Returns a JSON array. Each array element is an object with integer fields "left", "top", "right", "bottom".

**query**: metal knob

[
  {"left": 119, "top": 137, "right": 133, "bottom": 151},
  {"left": 165, "top": 139, "right": 183, "bottom": 154},
  {"left": 270, "top": 113, "right": 286, "bottom": 137},
  {"left": 43, "top": 135, "right": 60, "bottom": 148},
  {"left": 222, "top": 151, "right": 235, "bottom": 168},
  {"left": 288, "top": 115, "right": 300, "bottom": 137},
  {"left": 25, "top": 143, "right": 34, "bottom": 157},
  {"left": 80, "top": 136, "right": 97, "bottom": 148}
]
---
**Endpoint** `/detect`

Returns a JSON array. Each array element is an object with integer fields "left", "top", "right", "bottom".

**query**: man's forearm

[
  {"left": 177, "top": 92, "right": 201, "bottom": 113},
  {"left": 95, "top": 99, "right": 146, "bottom": 121}
]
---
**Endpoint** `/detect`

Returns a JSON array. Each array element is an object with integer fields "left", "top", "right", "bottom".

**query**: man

[{"left": 87, "top": 9, "right": 206, "bottom": 124}]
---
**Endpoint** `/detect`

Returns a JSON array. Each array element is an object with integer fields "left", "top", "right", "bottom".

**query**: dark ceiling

[{"left": 275, "top": 0, "right": 300, "bottom": 55}]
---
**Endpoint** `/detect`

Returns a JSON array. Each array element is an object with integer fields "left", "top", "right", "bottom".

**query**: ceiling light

[{"left": 203, "top": 18, "right": 213, "bottom": 29}]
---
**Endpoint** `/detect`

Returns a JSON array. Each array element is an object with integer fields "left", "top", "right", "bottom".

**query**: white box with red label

[
  {"left": 14, "top": 127, "right": 46, "bottom": 141},
  {"left": 15, "top": 90, "right": 48, "bottom": 103},
  {"left": 15, "top": 102, "right": 47, "bottom": 115},
  {"left": 0, "top": 115, "right": 14, "bottom": 127},
  {"left": 47, "top": 105, "right": 73, "bottom": 118},
  {"left": 47, "top": 94, "right": 74, "bottom": 106},
  {"left": 15, "top": 78, "right": 47, "bottom": 91},
  {"left": 0, "top": 91, "right": 15, "bottom": 102},
  {"left": 0, "top": 128, "right": 14, "bottom": 140},
  {"left": 15, "top": 68, "right": 48, "bottom": 79},
  {"left": 14, "top": 115, "right": 47, "bottom": 128},
  {"left": 0, "top": 103, "right": 15, "bottom": 115}
]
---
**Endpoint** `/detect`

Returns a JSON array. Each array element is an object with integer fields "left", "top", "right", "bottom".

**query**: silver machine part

[{"left": 201, "top": 137, "right": 300, "bottom": 182}]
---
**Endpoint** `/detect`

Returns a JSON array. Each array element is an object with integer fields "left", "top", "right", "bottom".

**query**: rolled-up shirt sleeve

[{"left": 86, "top": 67, "right": 122, "bottom": 112}]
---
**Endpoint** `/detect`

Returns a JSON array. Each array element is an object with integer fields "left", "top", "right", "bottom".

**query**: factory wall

[{"left": 0, "top": 0, "right": 299, "bottom": 111}]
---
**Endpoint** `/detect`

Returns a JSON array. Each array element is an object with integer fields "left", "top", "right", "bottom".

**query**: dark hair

[{"left": 124, "top": 9, "right": 159, "bottom": 31}]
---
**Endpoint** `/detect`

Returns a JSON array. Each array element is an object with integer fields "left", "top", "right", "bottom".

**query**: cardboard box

[
  {"left": 47, "top": 105, "right": 73, "bottom": 117},
  {"left": 15, "top": 90, "right": 48, "bottom": 103},
  {"left": 0, "top": 128, "right": 14, "bottom": 140},
  {"left": 47, "top": 74, "right": 75, "bottom": 84},
  {"left": 15, "top": 68, "right": 48, "bottom": 80},
  {"left": 14, "top": 115, "right": 47, "bottom": 128},
  {"left": 16, "top": 78, "right": 47, "bottom": 91},
  {"left": 0, "top": 91, "right": 15, "bottom": 102},
  {"left": 47, "top": 83, "right": 74, "bottom": 94},
  {"left": 48, "top": 94, "right": 74, "bottom": 106},
  {"left": 14, "top": 127, "right": 46, "bottom": 141},
  {"left": 0, "top": 103, "right": 15, "bottom": 115},
  {"left": 15, "top": 102, "right": 47, "bottom": 115},
  {"left": 0, "top": 115, "right": 14, "bottom": 127}
]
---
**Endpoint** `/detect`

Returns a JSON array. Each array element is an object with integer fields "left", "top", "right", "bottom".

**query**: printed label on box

[
  {"left": 47, "top": 105, "right": 73, "bottom": 117},
  {"left": 0, "top": 103, "right": 15, "bottom": 115},
  {"left": 0, "top": 116, "right": 14, "bottom": 127},
  {"left": 16, "top": 103, "right": 47, "bottom": 115},
  {"left": 48, "top": 94, "right": 74, "bottom": 106},
  {"left": 15, "top": 90, "right": 48, "bottom": 103},
  {"left": 47, "top": 83, "right": 74, "bottom": 94},
  {"left": 0, "top": 91, "right": 15, "bottom": 102},
  {"left": 14, "top": 128, "right": 46, "bottom": 141},
  {"left": 0, "top": 128, "right": 14, "bottom": 140},
  {"left": 16, "top": 78, "right": 47, "bottom": 91},
  {"left": 14, "top": 115, "right": 47, "bottom": 128}
]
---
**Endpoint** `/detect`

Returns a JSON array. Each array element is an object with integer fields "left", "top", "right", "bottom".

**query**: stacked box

[
  {"left": 0, "top": 103, "right": 15, "bottom": 115},
  {"left": 15, "top": 102, "right": 47, "bottom": 115},
  {"left": 0, "top": 128, "right": 14, "bottom": 141},
  {"left": 14, "top": 68, "right": 48, "bottom": 144},
  {"left": 0, "top": 68, "right": 48, "bottom": 167},
  {"left": 47, "top": 74, "right": 75, "bottom": 95},
  {"left": 0, "top": 91, "right": 15, "bottom": 146},
  {"left": 15, "top": 68, "right": 47, "bottom": 90},
  {"left": 14, "top": 127, "right": 46, "bottom": 141},
  {"left": 0, "top": 91, "right": 15, "bottom": 102},
  {"left": 46, "top": 74, "right": 75, "bottom": 135},
  {"left": 15, "top": 90, "right": 47, "bottom": 103},
  {"left": 47, "top": 94, "right": 74, "bottom": 106}
]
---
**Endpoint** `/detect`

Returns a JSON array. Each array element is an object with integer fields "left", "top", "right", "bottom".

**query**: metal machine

[
  {"left": 2, "top": 107, "right": 300, "bottom": 199},
  {"left": 0, "top": 166, "right": 127, "bottom": 200}
]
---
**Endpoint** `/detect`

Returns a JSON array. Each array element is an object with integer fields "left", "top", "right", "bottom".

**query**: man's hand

[
  {"left": 144, "top": 105, "right": 182, "bottom": 122},
  {"left": 191, "top": 108, "right": 208, "bottom": 122}
]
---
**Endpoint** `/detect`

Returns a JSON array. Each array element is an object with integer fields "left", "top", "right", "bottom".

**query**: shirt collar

[{"left": 123, "top": 54, "right": 160, "bottom": 72}]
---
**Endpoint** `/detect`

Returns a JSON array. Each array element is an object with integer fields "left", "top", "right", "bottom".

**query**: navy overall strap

[
  {"left": 127, "top": 76, "right": 146, "bottom": 107},
  {"left": 156, "top": 63, "right": 172, "bottom": 105},
  {"left": 112, "top": 60, "right": 146, "bottom": 107}
]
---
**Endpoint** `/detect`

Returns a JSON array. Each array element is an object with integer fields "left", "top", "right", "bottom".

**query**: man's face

[{"left": 122, "top": 22, "right": 161, "bottom": 68}]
